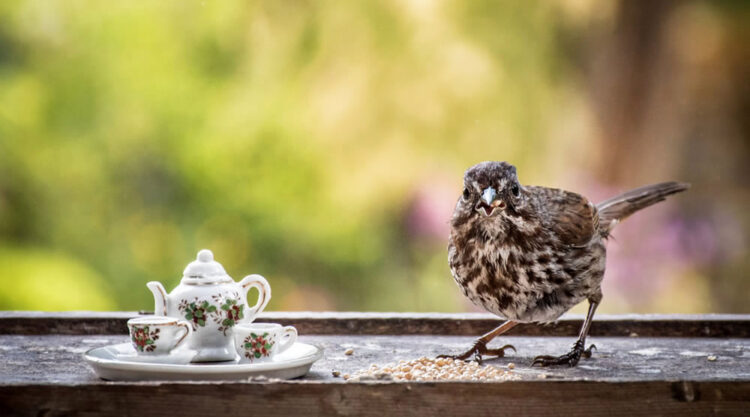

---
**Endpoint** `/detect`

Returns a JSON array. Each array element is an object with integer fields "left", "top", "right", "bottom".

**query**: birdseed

[
  {"left": 344, "top": 348, "right": 354, "bottom": 356},
  {"left": 343, "top": 357, "right": 519, "bottom": 382}
]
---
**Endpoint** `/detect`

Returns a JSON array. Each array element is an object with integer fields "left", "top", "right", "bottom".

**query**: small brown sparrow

[{"left": 442, "top": 161, "right": 689, "bottom": 366}]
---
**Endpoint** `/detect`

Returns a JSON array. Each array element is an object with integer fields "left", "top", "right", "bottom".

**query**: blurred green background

[{"left": 0, "top": 0, "right": 747, "bottom": 314}]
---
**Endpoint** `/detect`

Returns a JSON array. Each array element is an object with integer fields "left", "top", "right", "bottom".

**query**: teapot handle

[{"left": 240, "top": 274, "right": 271, "bottom": 321}]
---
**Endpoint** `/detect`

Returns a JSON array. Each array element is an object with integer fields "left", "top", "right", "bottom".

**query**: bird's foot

[
  {"left": 532, "top": 340, "right": 596, "bottom": 367},
  {"left": 437, "top": 340, "right": 516, "bottom": 364}
]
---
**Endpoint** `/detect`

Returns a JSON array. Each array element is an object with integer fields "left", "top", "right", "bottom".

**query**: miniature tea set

[{"left": 84, "top": 249, "right": 323, "bottom": 381}]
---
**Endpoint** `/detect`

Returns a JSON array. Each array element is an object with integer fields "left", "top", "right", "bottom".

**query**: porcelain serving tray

[{"left": 84, "top": 342, "right": 323, "bottom": 381}]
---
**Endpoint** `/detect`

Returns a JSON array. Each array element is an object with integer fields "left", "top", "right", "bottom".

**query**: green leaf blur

[{"left": 0, "top": 1, "right": 747, "bottom": 314}]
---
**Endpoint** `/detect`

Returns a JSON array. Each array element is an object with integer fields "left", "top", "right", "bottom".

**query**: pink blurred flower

[{"left": 404, "top": 179, "right": 458, "bottom": 242}]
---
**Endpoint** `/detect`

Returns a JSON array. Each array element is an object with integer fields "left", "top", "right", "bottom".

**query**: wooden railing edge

[{"left": 0, "top": 311, "right": 748, "bottom": 337}]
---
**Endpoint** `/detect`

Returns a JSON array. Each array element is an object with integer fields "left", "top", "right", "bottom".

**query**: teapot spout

[{"left": 146, "top": 281, "right": 168, "bottom": 316}]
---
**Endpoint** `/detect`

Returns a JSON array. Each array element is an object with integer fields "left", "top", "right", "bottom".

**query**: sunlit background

[{"left": 0, "top": 0, "right": 747, "bottom": 314}]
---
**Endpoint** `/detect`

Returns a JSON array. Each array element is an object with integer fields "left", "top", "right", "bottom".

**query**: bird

[{"left": 442, "top": 161, "right": 689, "bottom": 366}]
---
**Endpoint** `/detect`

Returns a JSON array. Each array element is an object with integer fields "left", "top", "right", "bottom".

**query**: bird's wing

[{"left": 529, "top": 186, "right": 599, "bottom": 247}]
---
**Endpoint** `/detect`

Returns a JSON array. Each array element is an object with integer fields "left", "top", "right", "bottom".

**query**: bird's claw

[
  {"left": 532, "top": 341, "right": 596, "bottom": 367},
  {"left": 438, "top": 341, "right": 516, "bottom": 364}
]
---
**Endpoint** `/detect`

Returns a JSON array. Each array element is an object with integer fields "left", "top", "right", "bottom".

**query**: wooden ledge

[
  {"left": 1, "top": 313, "right": 748, "bottom": 416},
  {"left": 1, "top": 311, "right": 748, "bottom": 337},
  {"left": 2, "top": 381, "right": 748, "bottom": 417},
  {"left": 1, "top": 333, "right": 749, "bottom": 416}
]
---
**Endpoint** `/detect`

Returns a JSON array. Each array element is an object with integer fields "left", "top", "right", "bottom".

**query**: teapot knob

[
  {"left": 197, "top": 249, "right": 213, "bottom": 262},
  {"left": 183, "top": 249, "right": 226, "bottom": 278}
]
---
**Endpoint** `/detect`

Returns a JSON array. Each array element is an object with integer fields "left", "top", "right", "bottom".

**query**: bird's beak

[
  {"left": 476, "top": 187, "right": 505, "bottom": 216},
  {"left": 481, "top": 187, "right": 497, "bottom": 206}
]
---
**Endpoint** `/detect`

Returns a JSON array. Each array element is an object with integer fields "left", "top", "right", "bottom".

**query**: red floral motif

[
  {"left": 178, "top": 299, "right": 217, "bottom": 329},
  {"left": 177, "top": 295, "right": 245, "bottom": 335},
  {"left": 243, "top": 332, "right": 274, "bottom": 360},
  {"left": 131, "top": 326, "right": 160, "bottom": 352},
  {"left": 217, "top": 297, "right": 245, "bottom": 335}
]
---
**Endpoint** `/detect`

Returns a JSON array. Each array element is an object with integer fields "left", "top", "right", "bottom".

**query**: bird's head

[{"left": 454, "top": 161, "right": 525, "bottom": 223}]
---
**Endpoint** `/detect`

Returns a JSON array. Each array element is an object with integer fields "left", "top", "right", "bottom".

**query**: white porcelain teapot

[{"left": 147, "top": 249, "right": 271, "bottom": 362}]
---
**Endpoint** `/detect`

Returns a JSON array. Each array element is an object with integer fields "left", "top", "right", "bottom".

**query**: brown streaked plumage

[{"left": 442, "top": 161, "right": 689, "bottom": 366}]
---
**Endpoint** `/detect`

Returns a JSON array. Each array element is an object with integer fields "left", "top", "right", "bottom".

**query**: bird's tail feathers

[{"left": 596, "top": 181, "right": 689, "bottom": 235}]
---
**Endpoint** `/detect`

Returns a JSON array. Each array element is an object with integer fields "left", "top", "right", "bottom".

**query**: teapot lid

[{"left": 183, "top": 249, "right": 230, "bottom": 280}]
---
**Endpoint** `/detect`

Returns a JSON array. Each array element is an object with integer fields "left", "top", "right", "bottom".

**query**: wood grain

[
  {"left": 1, "top": 314, "right": 748, "bottom": 417},
  {"left": 1, "top": 381, "right": 748, "bottom": 417},
  {"left": 1, "top": 311, "right": 748, "bottom": 337},
  {"left": 5, "top": 334, "right": 748, "bottom": 384}
]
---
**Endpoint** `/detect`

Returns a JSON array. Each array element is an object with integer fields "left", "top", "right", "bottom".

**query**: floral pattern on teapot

[
  {"left": 177, "top": 292, "right": 245, "bottom": 335},
  {"left": 147, "top": 249, "right": 272, "bottom": 362}
]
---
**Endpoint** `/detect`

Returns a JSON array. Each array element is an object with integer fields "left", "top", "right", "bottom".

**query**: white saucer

[
  {"left": 107, "top": 344, "right": 197, "bottom": 365},
  {"left": 84, "top": 342, "right": 323, "bottom": 381}
]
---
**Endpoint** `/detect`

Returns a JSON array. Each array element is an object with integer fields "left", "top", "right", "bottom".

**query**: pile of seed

[{"left": 341, "top": 357, "right": 519, "bottom": 382}]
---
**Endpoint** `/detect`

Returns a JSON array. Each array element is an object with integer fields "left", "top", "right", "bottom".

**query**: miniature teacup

[
  {"left": 127, "top": 316, "right": 192, "bottom": 355},
  {"left": 234, "top": 323, "right": 297, "bottom": 362}
]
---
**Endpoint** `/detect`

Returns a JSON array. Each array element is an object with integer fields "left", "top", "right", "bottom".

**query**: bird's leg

[
  {"left": 438, "top": 320, "right": 518, "bottom": 363},
  {"left": 533, "top": 297, "right": 600, "bottom": 367}
]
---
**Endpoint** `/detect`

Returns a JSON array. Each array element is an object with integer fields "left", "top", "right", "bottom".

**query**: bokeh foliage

[{"left": 0, "top": 1, "right": 746, "bottom": 313}]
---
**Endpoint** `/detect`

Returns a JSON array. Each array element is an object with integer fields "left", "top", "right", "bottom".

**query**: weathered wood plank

[
  {"left": 1, "top": 311, "right": 748, "bottom": 337},
  {"left": 2, "top": 334, "right": 748, "bottom": 384},
  {"left": 1, "top": 381, "right": 748, "bottom": 417},
  {"left": 1, "top": 332, "right": 748, "bottom": 416}
]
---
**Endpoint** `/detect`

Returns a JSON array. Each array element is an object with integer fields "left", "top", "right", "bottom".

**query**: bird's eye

[
  {"left": 462, "top": 187, "right": 471, "bottom": 200},
  {"left": 511, "top": 183, "right": 520, "bottom": 197}
]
